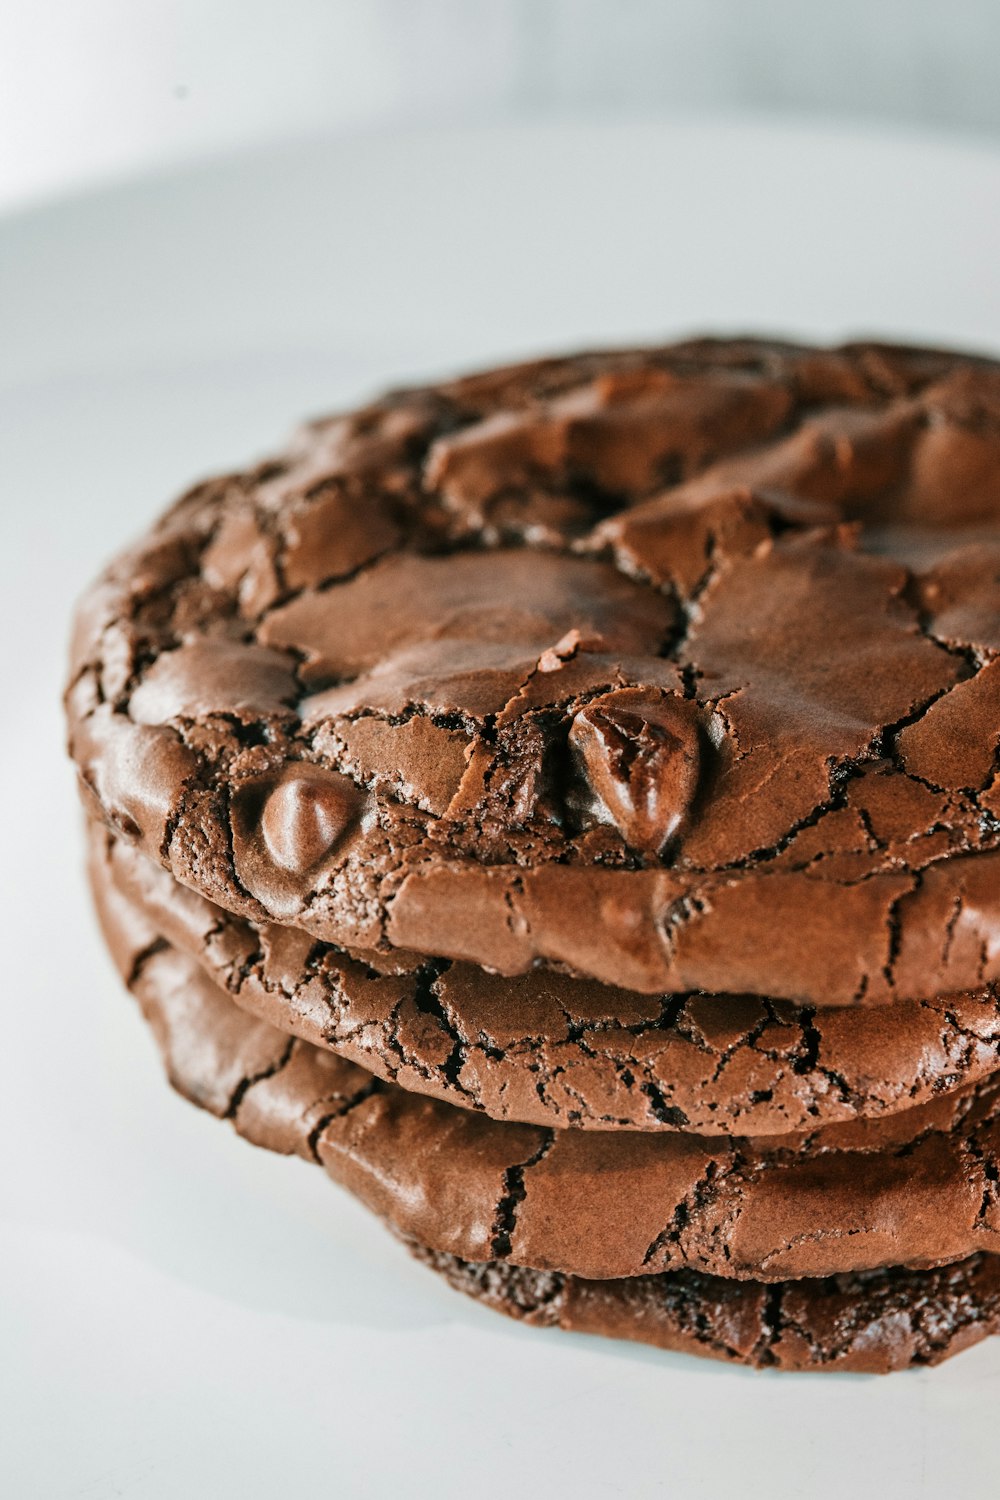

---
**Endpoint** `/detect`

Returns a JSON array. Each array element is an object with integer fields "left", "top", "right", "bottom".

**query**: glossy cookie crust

[{"left": 68, "top": 339, "right": 1000, "bottom": 1005}]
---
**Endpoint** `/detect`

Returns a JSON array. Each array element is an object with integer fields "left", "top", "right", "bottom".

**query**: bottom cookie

[{"left": 407, "top": 1241, "right": 1000, "bottom": 1374}]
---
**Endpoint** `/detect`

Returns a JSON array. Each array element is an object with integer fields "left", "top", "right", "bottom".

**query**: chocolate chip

[
  {"left": 259, "top": 765, "right": 365, "bottom": 874},
  {"left": 569, "top": 689, "right": 701, "bottom": 854}
]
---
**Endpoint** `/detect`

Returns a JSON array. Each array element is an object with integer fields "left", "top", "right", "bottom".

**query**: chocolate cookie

[
  {"left": 67, "top": 339, "right": 1000, "bottom": 1005},
  {"left": 92, "top": 838, "right": 1000, "bottom": 1284},
  {"left": 411, "top": 1242, "right": 1000, "bottom": 1374},
  {"left": 95, "top": 835, "right": 1000, "bottom": 1375},
  {"left": 93, "top": 823, "right": 1000, "bottom": 1137}
]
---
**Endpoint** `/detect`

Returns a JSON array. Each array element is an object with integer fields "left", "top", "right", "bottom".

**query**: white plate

[{"left": 4, "top": 118, "right": 1000, "bottom": 1500}]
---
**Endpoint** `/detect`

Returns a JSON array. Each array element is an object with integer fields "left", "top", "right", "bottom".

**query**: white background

[{"left": 3, "top": 0, "right": 1000, "bottom": 207}]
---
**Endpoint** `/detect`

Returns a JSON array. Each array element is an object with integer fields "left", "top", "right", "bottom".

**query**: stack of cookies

[{"left": 67, "top": 338, "right": 1000, "bottom": 1373}]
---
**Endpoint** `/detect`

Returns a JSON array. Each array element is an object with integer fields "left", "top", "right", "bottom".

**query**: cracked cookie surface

[
  {"left": 409, "top": 1242, "right": 1000, "bottom": 1373},
  {"left": 92, "top": 831, "right": 1000, "bottom": 1284},
  {"left": 92, "top": 821, "right": 1000, "bottom": 1136},
  {"left": 67, "top": 338, "right": 1000, "bottom": 1001}
]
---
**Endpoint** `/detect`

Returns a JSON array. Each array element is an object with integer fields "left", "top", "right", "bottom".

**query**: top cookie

[{"left": 67, "top": 338, "right": 1000, "bottom": 1004}]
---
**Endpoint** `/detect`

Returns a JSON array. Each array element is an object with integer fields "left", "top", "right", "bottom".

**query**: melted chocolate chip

[
  {"left": 569, "top": 689, "right": 701, "bottom": 854},
  {"left": 231, "top": 762, "right": 369, "bottom": 916},
  {"left": 261, "top": 767, "right": 364, "bottom": 873}
]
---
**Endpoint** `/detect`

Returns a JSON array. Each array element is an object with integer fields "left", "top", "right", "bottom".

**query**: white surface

[
  {"left": 3, "top": 119, "right": 1000, "bottom": 1500},
  {"left": 5, "top": 0, "right": 1000, "bottom": 208}
]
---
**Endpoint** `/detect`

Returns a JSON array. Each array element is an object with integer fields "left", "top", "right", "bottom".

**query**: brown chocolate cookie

[
  {"left": 411, "top": 1242, "right": 1000, "bottom": 1374},
  {"left": 93, "top": 822, "right": 1000, "bottom": 1137},
  {"left": 92, "top": 838, "right": 1000, "bottom": 1284},
  {"left": 68, "top": 339, "right": 1000, "bottom": 1005}
]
